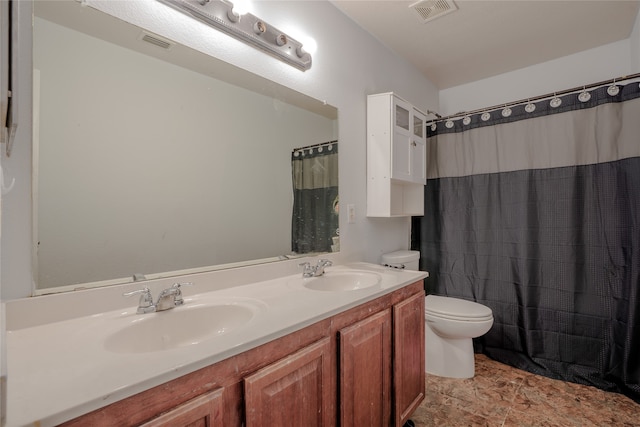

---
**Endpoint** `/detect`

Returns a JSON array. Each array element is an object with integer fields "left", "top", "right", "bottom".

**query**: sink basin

[
  {"left": 105, "top": 300, "right": 263, "bottom": 353},
  {"left": 292, "top": 270, "right": 382, "bottom": 292}
]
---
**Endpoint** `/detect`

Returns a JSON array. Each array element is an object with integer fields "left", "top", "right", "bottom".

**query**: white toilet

[
  {"left": 380, "top": 251, "right": 494, "bottom": 379},
  {"left": 380, "top": 250, "right": 421, "bottom": 271},
  {"left": 424, "top": 295, "right": 493, "bottom": 378}
]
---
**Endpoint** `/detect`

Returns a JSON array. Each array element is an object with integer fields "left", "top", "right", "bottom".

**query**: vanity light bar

[{"left": 157, "top": 0, "right": 312, "bottom": 71}]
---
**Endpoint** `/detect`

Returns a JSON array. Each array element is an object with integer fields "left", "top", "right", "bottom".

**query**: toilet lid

[{"left": 425, "top": 295, "right": 493, "bottom": 321}]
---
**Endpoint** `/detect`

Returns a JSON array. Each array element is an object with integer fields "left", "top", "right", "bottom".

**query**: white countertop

[{"left": 6, "top": 263, "right": 427, "bottom": 427}]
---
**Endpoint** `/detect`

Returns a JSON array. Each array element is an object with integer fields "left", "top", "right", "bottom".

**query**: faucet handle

[
  {"left": 123, "top": 287, "right": 155, "bottom": 314},
  {"left": 171, "top": 282, "right": 193, "bottom": 306},
  {"left": 314, "top": 259, "right": 333, "bottom": 276},
  {"left": 299, "top": 262, "right": 315, "bottom": 277}
]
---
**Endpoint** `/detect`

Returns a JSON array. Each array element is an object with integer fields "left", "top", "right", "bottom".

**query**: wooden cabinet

[
  {"left": 339, "top": 309, "right": 392, "bottom": 427},
  {"left": 140, "top": 389, "right": 224, "bottom": 427},
  {"left": 339, "top": 292, "right": 425, "bottom": 427},
  {"left": 393, "top": 292, "right": 425, "bottom": 427},
  {"left": 244, "top": 337, "right": 332, "bottom": 427},
  {"left": 59, "top": 282, "right": 425, "bottom": 427},
  {"left": 367, "top": 92, "right": 426, "bottom": 217}
]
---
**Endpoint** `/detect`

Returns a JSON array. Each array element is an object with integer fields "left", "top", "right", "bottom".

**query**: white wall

[
  {"left": 1, "top": 0, "right": 439, "bottom": 299},
  {"left": 631, "top": 5, "right": 640, "bottom": 72},
  {"left": 439, "top": 38, "right": 634, "bottom": 116}
]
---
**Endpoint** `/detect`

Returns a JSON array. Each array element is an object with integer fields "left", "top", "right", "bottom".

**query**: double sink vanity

[{"left": 6, "top": 261, "right": 428, "bottom": 426}]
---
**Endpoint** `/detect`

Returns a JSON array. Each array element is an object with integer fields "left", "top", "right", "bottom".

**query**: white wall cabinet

[{"left": 367, "top": 93, "right": 426, "bottom": 217}]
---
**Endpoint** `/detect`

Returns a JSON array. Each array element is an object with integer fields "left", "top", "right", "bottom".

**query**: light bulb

[
  {"left": 276, "top": 34, "right": 288, "bottom": 46},
  {"left": 231, "top": 0, "right": 251, "bottom": 16},
  {"left": 253, "top": 21, "right": 266, "bottom": 34},
  {"left": 299, "top": 37, "right": 317, "bottom": 55}
]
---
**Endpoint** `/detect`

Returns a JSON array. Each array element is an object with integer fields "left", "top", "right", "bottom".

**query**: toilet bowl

[{"left": 424, "top": 295, "right": 493, "bottom": 379}]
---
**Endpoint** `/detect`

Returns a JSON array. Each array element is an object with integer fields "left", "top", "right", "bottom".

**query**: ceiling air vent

[
  {"left": 410, "top": 0, "right": 458, "bottom": 23},
  {"left": 139, "top": 32, "right": 174, "bottom": 50}
]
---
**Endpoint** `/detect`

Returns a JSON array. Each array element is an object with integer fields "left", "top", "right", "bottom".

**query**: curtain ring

[
  {"left": 607, "top": 78, "right": 620, "bottom": 96},
  {"left": 578, "top": 86, "right": 591, "bottom": 102},
  {"left": 550, "top": 93, "right": 562, "bottom": 108},
  {"left": 525, "top": 99, "right": 536, "bottom": 113}
]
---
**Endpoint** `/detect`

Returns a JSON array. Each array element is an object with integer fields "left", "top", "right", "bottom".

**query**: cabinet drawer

[{"left": 140, "top": 388, "right": 223, "bottom": 427}]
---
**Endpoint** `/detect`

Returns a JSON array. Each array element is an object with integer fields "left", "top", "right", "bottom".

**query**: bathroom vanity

[{"left": 6, "top": 263, "right": 427, "bottom": 426}]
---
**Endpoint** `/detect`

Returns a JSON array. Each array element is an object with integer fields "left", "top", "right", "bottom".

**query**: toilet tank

[{"left": 381, "top": 250, "right": 420, "bottom": 270}]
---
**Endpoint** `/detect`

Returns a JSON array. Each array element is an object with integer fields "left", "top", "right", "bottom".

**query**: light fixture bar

[{"left": 157, "top": 0, "right": 312, "bottom": 71}]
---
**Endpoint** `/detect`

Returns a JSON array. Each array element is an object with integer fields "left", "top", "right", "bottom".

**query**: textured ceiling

[{"left": 331, "top": 0, "right": 640, "bottom": 89}]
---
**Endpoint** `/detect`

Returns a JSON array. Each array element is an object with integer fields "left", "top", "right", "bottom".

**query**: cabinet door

[
  {"left": 392, "top": 99, "right": 427, "bottom": 184},
  {"left": 411, "top": 109, "right": 427, "bottom": 184},
  {"left": 393, "top": 292, "right": 425, "bottom": 426},
  {"left": 140, "top": 388, "right": 223, "bottom": 427},
  {"left": 339, "top": 309, "right": 392, "bottom": 427},
  {"left": 391, "top": 97, "right": 413, "bottom": 182},
  {"left": 244, "top": 337, "right": 333, "bottom": 427}
]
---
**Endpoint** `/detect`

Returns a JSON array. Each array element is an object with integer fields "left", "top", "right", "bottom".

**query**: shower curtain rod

[
  {"left": 293, "top": 140, "right": 338, "bottom": 152},
  {"left": 428, "top": 72, "right": 640, "bottom": 124}
]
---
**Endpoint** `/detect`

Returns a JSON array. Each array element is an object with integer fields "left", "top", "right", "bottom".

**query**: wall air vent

[
  {"left": 410, "top": 0, "right": 458, "bottom": 23},
  {"left": 139, "top": 32, "right": 174, "bottom": 50}
]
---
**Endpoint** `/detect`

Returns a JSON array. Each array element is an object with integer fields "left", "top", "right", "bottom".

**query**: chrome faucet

[
  {"left": 123, "top": 287, "right": 155, "bottom": 314},
  {"left": 124, "top": 282, "right": 193, "bottom": 314},
  {"left": 299, "top": 259, "right": 333, "bottom": 278}
]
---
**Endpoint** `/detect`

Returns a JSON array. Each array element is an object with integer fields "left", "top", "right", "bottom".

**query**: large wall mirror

[{"left": 33, "top": 1, "right": 338, "bottom": 293}]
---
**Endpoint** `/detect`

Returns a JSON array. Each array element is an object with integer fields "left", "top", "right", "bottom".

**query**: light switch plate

[{"left": 347, "top": 204, "right": 356, "bottom": 223}]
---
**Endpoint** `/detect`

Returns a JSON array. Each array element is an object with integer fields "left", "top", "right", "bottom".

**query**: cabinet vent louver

[{"left": 409, "top": 0, "right": 457, "bottom": 23}]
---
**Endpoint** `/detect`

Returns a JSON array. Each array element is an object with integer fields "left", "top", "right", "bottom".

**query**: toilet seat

[{"left": 425, "top": 295, "right": 493, "bottom": 322}]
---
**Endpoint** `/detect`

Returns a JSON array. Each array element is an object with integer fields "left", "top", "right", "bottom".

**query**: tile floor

[{"left": 410, "top": 354, "right": 640, "bottom": 427}]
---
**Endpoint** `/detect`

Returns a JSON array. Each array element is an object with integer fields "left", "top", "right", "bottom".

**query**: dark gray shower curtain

[
  {"left": 291, "top": 143, "right": 339, "bottom": 254},
  {"left": 412, "top": 82, "right": 640, "bottom": 401}
]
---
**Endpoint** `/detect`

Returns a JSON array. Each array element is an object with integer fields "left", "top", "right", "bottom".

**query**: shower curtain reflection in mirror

[{"left": 291, "top": 142, "right": 339, "bottom": 254}]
